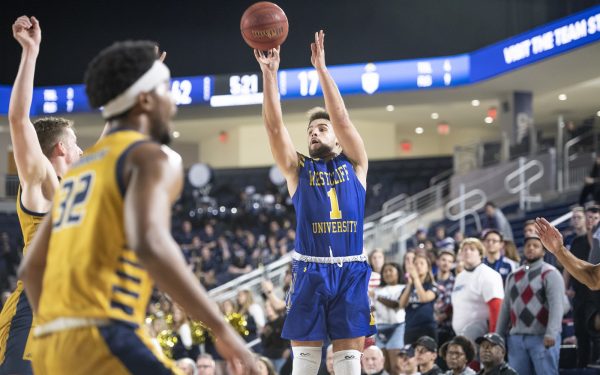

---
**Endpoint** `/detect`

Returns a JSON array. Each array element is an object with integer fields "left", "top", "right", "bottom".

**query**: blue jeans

[
  {"left": 507, "top": 334, "right": 560, "bottom": 375},
  {"left": 375, "top": 323, "right": 405, "bottom": 349}
]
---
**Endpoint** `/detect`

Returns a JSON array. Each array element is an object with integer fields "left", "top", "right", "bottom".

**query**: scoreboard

[{"left": 0, "top": 4, "right": 599, "bottom": 115}]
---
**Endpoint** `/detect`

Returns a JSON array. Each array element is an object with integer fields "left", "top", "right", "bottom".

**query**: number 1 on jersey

[{"left": 327, "top": 188, "right": 342, "bottom": 219}]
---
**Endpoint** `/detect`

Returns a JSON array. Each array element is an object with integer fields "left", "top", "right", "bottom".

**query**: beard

[
  {"left": 309, "top": 142, "right": 333, "bottom": 158},
  {"left": 525, "top": 254, "right": 543, "bottom": 263},
  {"left": 159, "top": 131, "right": 172, "bottom": 145},
  {"left": 152, "top": 126, "right": 171, "bottom": 145}
]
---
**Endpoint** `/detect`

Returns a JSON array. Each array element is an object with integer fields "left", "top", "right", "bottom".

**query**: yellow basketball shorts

[{"left": 32, "top": 320, "right": 182, "bottom": 375}]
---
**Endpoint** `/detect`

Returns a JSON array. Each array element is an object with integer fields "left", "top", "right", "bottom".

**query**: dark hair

[
  {"left": 413, "top": 252, "right": 435, "bottom": 284},
  {"left": 84, "top": 40, "right": 157, "bottom": 118},
  {"left": 32, "top": 117, "right": 74, "bottom": 157},
  {"left": 485, "top": 201, "right": 496, "bottom": 208},
  {"left": 586, "top": 205, "right": 600, "bottom": 214},
  {"left": 440, "top": 335, "right": 476, "bottom": 363},
  {"left": 379, "top": 262, "right": 403, "bottom": 287},
  {"left": 482, "top": 229, "right": 503, "bottom": 242},
  {"left": 307, "top": 107, "right": 330, "bottom": 128}
]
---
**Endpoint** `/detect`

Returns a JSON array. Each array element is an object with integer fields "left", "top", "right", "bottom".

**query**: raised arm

[
  {"left": 123, "top": 143, "right": 258, "bottom": 375},
  {"left": 254, "top": 48, "right": 299, "bottom": 196},
  {"left": 8, "top": 16, "right": 54, "bottom": 188},
  {"left": 311, "top": 30, "right": 368, "bottom": 187},
  {"left": 536, "top": 217, "right": 600, "bottom": 290}
]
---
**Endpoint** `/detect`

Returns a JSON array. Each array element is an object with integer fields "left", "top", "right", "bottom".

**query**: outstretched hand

[
  {"left": 13, "top": 16, "right": 41, "bottom": 51},
  {"left": 535, "top": 217, "right": 564, "bottom": 255},
  {"left": 310, "top": 30, "right": 326, "bottom": 70},
  {"left": 254, "top": 47, "right": 280, "bottom": 73}
]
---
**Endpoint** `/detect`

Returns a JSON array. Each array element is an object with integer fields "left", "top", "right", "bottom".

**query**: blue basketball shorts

[{"left": 281, "top": 260, "right": 377, "bottom": 341}]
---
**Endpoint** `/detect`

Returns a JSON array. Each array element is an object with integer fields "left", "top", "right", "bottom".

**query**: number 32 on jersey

[{"left": 53, "top": 172, "right": 95, "bottom": 230}]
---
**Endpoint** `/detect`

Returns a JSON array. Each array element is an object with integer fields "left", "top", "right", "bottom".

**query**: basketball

[{"left": 240, "top": 2, "right": 289, "bottom": 50}]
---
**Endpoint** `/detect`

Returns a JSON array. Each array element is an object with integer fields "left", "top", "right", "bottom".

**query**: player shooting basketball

[{"left": 255, "top": 30, "right": 374, "bottom": 375}]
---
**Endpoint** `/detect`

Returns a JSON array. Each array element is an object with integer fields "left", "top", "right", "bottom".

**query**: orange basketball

[{"left": 240, "top": 2, "right": 289, "bottom": 50}]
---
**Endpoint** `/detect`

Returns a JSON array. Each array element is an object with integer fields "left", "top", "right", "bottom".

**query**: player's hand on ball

[{"left": 254, "top": 47, "right": 280, "bottom": 73}]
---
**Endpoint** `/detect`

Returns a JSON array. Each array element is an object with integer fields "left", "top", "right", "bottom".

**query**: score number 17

[{"left": 298, "top": 70, "right": 319, "bottom": 96}]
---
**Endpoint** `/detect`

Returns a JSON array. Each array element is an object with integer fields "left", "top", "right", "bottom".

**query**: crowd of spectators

[{"left": 4, "top": 177, "right": 600, "bottom": 374}]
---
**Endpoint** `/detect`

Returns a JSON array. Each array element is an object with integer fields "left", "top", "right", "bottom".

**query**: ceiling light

[
  {"left": 558, "top": 94, "right": 567, "bottom": 101},
  {"left": 431, "top": 112, "right": 439, "bottom": 120},
  {"left": 597, "top": 110, "right": 600, "bottom": 117},
  {"left": 173, "top": 131, "right": 181, "bottom": 138},
  {"left": 471, "top": 99, "right": 480, "bottom": 107},
  {"left": 386, "top": 105, "right": 395, "bottom": 112},
  {"left": 484, "top": 116, "right": 494, "bottom": 124},
  {"left": 415, "top": 127, "right": 424, "bottom": 134}
]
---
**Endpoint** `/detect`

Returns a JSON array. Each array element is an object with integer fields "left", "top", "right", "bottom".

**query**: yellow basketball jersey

[
  {"left": 37, "top": 130, "right": 153, "bottom": 327},
  {"left": 16, "top": 186, "right": 45, "bottom": 255}
]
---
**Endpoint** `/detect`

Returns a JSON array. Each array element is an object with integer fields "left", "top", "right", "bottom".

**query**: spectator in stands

[
  {"left": 260, "top": 300, "right": 289, "bottom": 372},
  {"left": 501, "top": 240, "right": 520, "bottom": 266},
  {"left": 196, "top": 353, "right": 216, "bottom": 375},
  {"left": 475, "top": 333, "right": 517, "bottom": 375},
  {"left": 172, "top": 304, "right": 199, "bottom": 361},
  {"left": 523, "top": 219, "right": 560, "bottom": 268},
  {"left": 434, "top": 249, "right": 456, "bottom": 347},
  {"left": 453, "top": 232, "right": 464, "bottom": 253},
  {"left": 176, "top": 357, "right": 198, "bottom": 375},
  {"left": 261, "top": 278, "right": 287, "bottom": 312},
  {"left": 237, "top": 289, "right": 266, "bottom": 336},
  {"left": 481, "top": 230, "right": 515, "bottom": 283},
  {"left": 371, "top": 262, "right": 406, "bottom": 368},
  {"left": 522, "top": 219, "right": 536, "bottom": 238},
  {"left": 368, "top": 248, "right": 385, "bottom": 292},
  {"left": 434, "top": 226, "right": 455, "bottom": 252},
  {"left": 407, "top": 228, "right": 428, "bottom": 250},
  {"left": 563, "top": 206, "right": 587, "bottom": 247},
  {"left": 496, "top": 236, "right": 564, "bottom": 375},
  {"left": 227, "top": 246, "right": 252, "bottom": 280},
  {"left": 482, "top": 202, "right": 513, "bottom": 241},
  {"left": 199, "top": 245, "right": 219, "bottom": 289},
  {"left": 564, "top": 205, "right": 600, "bottom": 367},
  {"left": 394, "top": 345, "right": 419, "bottom": 375},
  {"left": 579, "top": 156, "right": 600, "bottom": 206},
  {"left": 451, "top": 238, "right": 504, "bottom": 342},
  {"left": 413, "top": 336, "right": 442, "bottom": 375},
  {"left": 439, "top": 336, "right": 476, "bottom": 375},
  {"left": 201, "top": 223, "right": 218, "bottom": 248},
  {"left": 176, "top": 220, "right": 196, "bottom": 248},
  {"left": 257, "top": 356, "right": 277, "bottom": 375},
  {"left": 400, "top": 252, "right": 439, "bottom": 344},
  {"left": 361, "top": 345, "right": 388, "bottom": 375}
]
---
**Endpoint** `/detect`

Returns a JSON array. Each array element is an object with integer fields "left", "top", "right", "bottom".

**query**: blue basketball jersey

[{"left": 292, "top": 153, "right": 365, "bottom": 257}]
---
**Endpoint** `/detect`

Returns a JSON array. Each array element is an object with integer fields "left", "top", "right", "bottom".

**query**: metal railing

[
  {"left": 444, "top": 184, "right": 486, "bottom": 234},
  {"left": 564, "top": 131, "right": 596, "bottom": 191},
  {"left": 504, "top": 158, "right": 544, "bottom": 211},
  {"left": 208, "top": 254, "right": 292, "bottom": 304}
]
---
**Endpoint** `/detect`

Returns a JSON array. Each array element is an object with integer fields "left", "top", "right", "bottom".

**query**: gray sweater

[{"left": 496, "top": 258, "right": 564, "bottom": 338}]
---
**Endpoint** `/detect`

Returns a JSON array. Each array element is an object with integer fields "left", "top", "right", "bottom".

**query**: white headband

[{"left": 101, "top": 60, "right": 171, "bottom": 119}]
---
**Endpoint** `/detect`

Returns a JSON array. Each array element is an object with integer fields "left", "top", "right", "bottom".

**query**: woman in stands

[
  {"left": 371, "top": 262, "right": 406, "bottom": 371},
  {"left": 400, "top": 252, "right": 439, "bottom": 345}
]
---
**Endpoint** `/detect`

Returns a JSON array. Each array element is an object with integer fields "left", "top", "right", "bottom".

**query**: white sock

[
  {"left": 333, "top": 350, "right": 362, "bottom": 375},
  {"left": 291, "top": 346, "right": 322, "bottom": 375}
]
